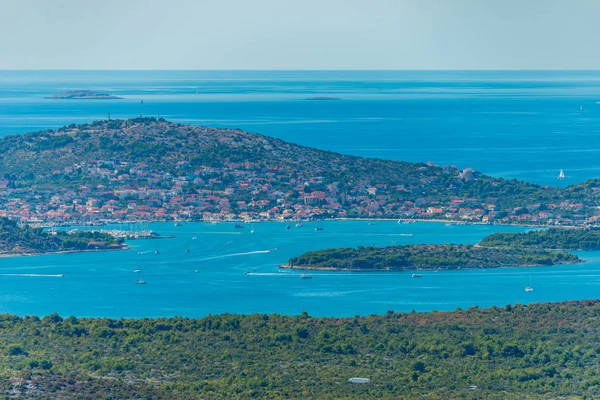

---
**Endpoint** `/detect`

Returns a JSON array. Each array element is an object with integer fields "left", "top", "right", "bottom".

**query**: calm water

[
  {"left": 0, "top": 70, "right": 600, "bottom": 186},
  {"left": 1, "top": 71, "right": 600, "bottom": 317},
  {"left": 0, "top": 221, "right": 598, "bottom": 318}
]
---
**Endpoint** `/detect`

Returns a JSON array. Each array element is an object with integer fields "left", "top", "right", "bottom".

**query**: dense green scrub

[
  {"left": 480, "top": 227, "right": 600, "bottom": 250},
  {"left": 286, "top": 243, "right": 580, "bottom": 270},
  {"left": 0, "top": 218, "right": 123, "bottom": 254},
  {"left": 0, "top": 301, "right": 600, "bottom": 398}
]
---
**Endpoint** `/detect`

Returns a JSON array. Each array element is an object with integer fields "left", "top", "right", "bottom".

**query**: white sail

[{"left": 558, "top": 169, "right": 565, "bottom": 180}]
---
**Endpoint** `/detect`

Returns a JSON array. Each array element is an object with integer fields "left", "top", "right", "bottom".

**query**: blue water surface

[
  {"left": 1, "top": 71, "right": 600, "bottom": 317},
  {"left": 0, "top": 70, "right": 599, "bottom": 186},
  {"left": 0, "top": 221, "right": 597, "bottom": 318}
]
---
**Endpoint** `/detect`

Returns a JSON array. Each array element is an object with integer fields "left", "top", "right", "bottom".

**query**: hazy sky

[{"left": 1, "top": 0, "right": 598, "bottom": 70}]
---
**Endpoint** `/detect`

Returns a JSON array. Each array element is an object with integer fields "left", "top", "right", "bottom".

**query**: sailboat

[
  {"left": 558, "top": 169, "right": 565, "bottom": 180},
  {"left": 135, "top": 269, "right": 146, "bottom": 284},
  {"left": 525, "top": 269, "right": 534, "bottom": 292}
]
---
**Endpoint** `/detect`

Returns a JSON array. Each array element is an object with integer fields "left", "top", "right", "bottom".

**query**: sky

[{"left": 0, "top": 0, "right": 598, "bottom": 70}]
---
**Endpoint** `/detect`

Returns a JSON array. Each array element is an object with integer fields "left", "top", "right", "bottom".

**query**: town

[{"left": 0, "top": 157, "right": 592, "bottom": 227}]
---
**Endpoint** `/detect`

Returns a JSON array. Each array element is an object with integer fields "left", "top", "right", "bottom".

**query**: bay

[
  {"left": 0, "top": 221, "right": 596, "bottom": 318},
  {"left": 0, "top": 71, "right": 599, "bottom": 317}
]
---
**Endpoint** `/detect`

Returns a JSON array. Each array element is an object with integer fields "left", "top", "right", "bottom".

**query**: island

[
  {"left": 45, "top": 90, "right": 121, "bottom": 100},
  {"left": 282, "top": 243, "right": 580, "bottom": 271},
  {"left": 306, "top": 96, "right": 342, "bottom": 100},
  {"left": 0, "top": 217, "right": 125, "bottom": 256},
  {"left": 0, "top": 118, "right": 600, "bottom": 226},
  {"left": 480, "top": 227, "right": 600, "bottom": 250}
]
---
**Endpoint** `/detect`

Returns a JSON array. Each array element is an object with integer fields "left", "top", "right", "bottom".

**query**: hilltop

[{"left": 0, "top": 118, "right": 596, "bottom": 224}]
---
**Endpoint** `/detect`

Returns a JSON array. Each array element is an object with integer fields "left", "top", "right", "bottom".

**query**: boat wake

[
  {"left": 0, "top": 273, "right": 65, "bottom": 277},
  {"left": 193, "top": 250, "right": 272, "bottom": 262},
  {"left": 194, "top": 231, "right": 244, "bottom": 235}
]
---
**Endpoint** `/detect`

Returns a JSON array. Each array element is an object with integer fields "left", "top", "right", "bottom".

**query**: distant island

[
  {"left": 45, "top": 90, "right": 121, "bottom": 100},
  {"left": 283, "top": 243, "right": 580, "bottom": 271},
  {"left": 0, "top": 217, "right": 124, "bottom": 256},
  {"left": 1, "top": 118, "right": 600, "bottom": 225},
  {"left": 306, "top": 96, "right": 341, "bottom": 100}
]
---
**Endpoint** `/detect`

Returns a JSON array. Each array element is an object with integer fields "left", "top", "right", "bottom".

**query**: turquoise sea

[
  {"left": 1, "top": 70, "right": 600, "bottom": 317},
  {"left": 0, "top": 221, "right": 599, "bottom": 318},
  {"left": 1, "top": 70, "right": 600, "bottom": 186}
]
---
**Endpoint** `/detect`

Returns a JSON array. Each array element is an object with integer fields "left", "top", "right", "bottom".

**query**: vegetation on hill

[
  {"left": 0, "top": 118, "right": 596, "bottom": 224},
  {"left": 479, "top": 228, "right": 600, "bottom": 250},
  {"left": 1, "top": 301, "right": 600, "bottom": 398},
  {"left": 0, "top": 218, "right": 123, "bottom": 255},
  {"left": 285, "top": 243, "right": 580, "bottom": 271}
]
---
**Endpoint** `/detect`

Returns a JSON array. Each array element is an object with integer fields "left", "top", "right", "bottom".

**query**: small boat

[
  {"left": 135, "top": 279, "right": 147, "bottom": 285},
  {"left": 185, "top": 249, "right": 190, "bottom": 253},
  {"left": 155, "top": 250, "right": 159, "bottom": 254},
  {"left": 234, "top": 223, "right": 245, "bottom": 229},
  {"left": 286, "top": 225, "right": 291, "bottom": 230},
  {"left": 300, "top": 273, "right": 312, "bottom": 279},
  {"left": 315, "top": 227, "right": 324, "bottom": 231},
  {"left": 525, "top": 269, "right": 534, "bottom": 292},
  {"left": 412, "top": 274, "right": 422, "bottom": 278},
  {"left": 368, "top": 222, "right": 375, "bottom": 225},
  {"left": 195, "top": 270, "right": 199, "bottom": 273},
  {"left": 558, "top": 169, "right": 565, "bottom": 180},
  {"left": 295, "top": 223, "right": 303, "bottom": 227},
  {"left": 133, "top": 269, "right": 141, "bottom": 273},
  {"left": 174, "top": 222, "right": 183, "bottom": 227},
  {"left": 192, "top": 237, "right": 197, "bottom": 240}
]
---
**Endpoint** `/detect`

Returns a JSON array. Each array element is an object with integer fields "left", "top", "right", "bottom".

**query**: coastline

[
  {"left": 279, "top": 258, "right": 585, "bottom": 272},
  {"left": 0, "top": 247, "right": 128, "bottom": 259},
  {"left": 279, "top": 259, "right": 587, "bottom": 274},
  {"left": 34, "top": 216, "right": 553, "bottom": 230}
]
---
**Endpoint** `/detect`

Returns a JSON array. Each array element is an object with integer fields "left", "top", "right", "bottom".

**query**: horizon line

[{"left": 1, "top": 69, "right": 600, "bottom": 72}]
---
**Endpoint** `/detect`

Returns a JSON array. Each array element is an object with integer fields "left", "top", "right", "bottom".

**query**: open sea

[{"left": 0, "top": 70, "right": 600, "bottom": 317}]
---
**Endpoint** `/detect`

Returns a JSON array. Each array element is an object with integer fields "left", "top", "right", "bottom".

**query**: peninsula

[
  {"left": 283, "top": 243, "right": 580, "bottom": 271},
  {"left": 45, "top": 90, "right": 121, "bottom": 100},
  {"left": 0, "top": 118, "right": 599, "bottom": 226},
  {"left": 0, "top": 217, "right": 124, "bottom": 256},
  {"left": 479, "top": 227, "right": 600, "bottom": 250}
]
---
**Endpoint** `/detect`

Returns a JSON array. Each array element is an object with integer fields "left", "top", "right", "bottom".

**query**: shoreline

[
  {"left": 0, "top": 247, "right": 128, "bottom": 259},
  {"left": 32, "top": 217, "right": 557, "bottom": 229},
  {"left": 279, "top": 258, "right": 585, "bottom": 272}
]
